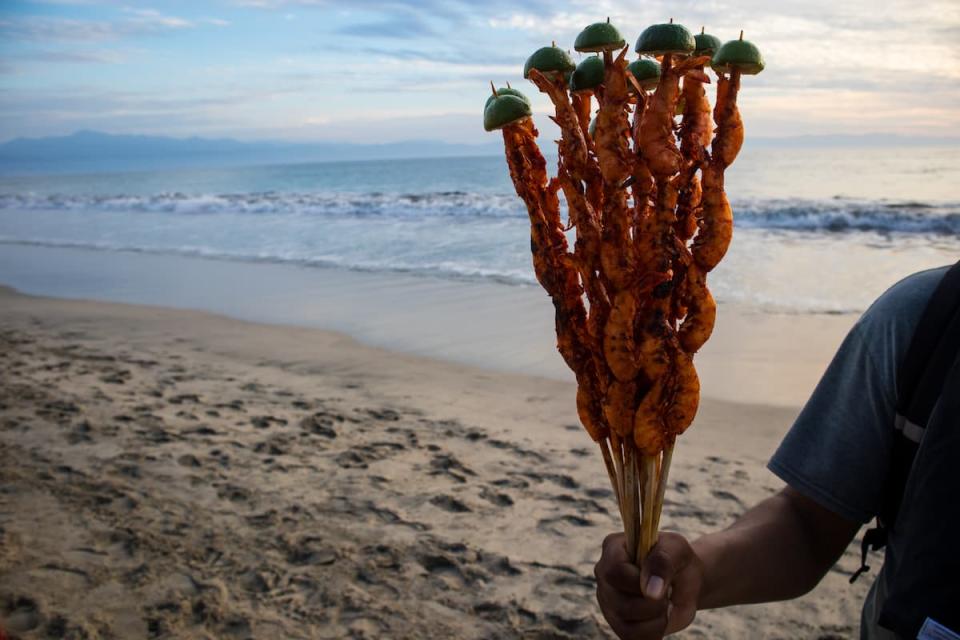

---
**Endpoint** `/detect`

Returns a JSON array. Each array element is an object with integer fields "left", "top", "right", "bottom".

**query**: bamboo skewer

[
  {"left": 652, "top": 442, "right": 675, "bottom": 536},
  {"left": 638, "top": 454, "right": 658, "bottom": 563},
  {"left": 632, "top": 446, "right": 642, "bottom": 562},
  {"left": 492, "top": 22, "right": 756, "bottom": 586},
  {"left": 611, "top": 434, "right": 626, "bottom": 508},
  {"left": 624, "top": 445, "right": 638, "bottom": 563},
  {"left": 599, "top": 438, "right": 624, "bottom": 520}
]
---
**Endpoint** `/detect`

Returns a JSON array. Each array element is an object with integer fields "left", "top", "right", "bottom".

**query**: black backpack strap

[
  {"left": 850, "top": 262, "right": 960, "bottom": 584},
  {"left": 887, "top": 263, "right": 960, "bottom": 522},
  {"left": 896, "top": 262, "right": 960, "bottom": 421}
]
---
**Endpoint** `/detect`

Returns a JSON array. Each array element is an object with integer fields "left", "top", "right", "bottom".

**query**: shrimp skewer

[
  {"left": 632, "top": 53, "right": 711, "bottom": 560},
  {"left": 528, "top": 69, "right": 603, "bottom": 208},
  {"left": 674, "top": 66, "right": 712, "bottom": 304},
  {"left": 693, "top": 69, "right": 742, "bottom": 272},
  {"left": 528, "top": 69, "right": 612, "bottom": 379},
  {"left": 486, "top": 23, "right": 763, "bottom": 568},
  {"left": 501, "top": 119, "right": 605, "bottom": 428},
  {"left": 678, "top": 262, "right": 716, "bottom": 354}
]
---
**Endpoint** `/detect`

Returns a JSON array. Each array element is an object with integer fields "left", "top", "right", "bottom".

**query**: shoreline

[{"left": 0, "top": 243, "right": 859, "bottom": 408}]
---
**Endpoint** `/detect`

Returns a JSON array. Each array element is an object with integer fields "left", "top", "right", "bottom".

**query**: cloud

[
  {"left": 9, "top": 49, "right": 127, "bottom": 64},
  {"left": 337, "top": 12, "right": 435, "bottom": 39},
  {"left": 26, "top": 0, "right": 112, "bottom": 5},
  {"left": 0, "top": 17, "right": 120, "bottom": 42},
  {"left": 232, "top": 0, "right": 555, "bottom": 21},
  {"left": 233, "top": 0, "right": 321, "bottom": 6},
  {"left": 121, "top": 8, "right": 194, "bottom": 30},
  {"left": 0, "top": 8, "right": 228, "bottom": 43},
  {"left": 345, "top": 45, "right": 518, "bottom": 66},
  {"left": 5, "top": 0, "right": 960, "bottom": 142}
]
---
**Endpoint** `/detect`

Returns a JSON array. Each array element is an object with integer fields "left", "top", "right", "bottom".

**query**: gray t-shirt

[{"left": 767, "top": 266, "right": 949, "bottom": 639}]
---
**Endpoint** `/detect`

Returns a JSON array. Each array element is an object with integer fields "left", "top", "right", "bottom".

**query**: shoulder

[
  {"left": 767, "top": 266, "right": 952, "bottom": 523},
  {"left": 854, "top": 266, "right": 950, "bottom": 377}
]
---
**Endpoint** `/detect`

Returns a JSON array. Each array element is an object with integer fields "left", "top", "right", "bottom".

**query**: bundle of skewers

[{"left": 484, "top": 19, "right": 764, "bottom": 565}]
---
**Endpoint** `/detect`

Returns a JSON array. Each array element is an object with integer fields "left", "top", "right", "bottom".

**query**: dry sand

[{"left": 0, "top": 285, "right": 874, "bottom": 639}]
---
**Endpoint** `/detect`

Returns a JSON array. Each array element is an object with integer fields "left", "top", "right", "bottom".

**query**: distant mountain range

[
  {"left": 1, "top": 130, "right": 957, "bottom": 176},
  {"left": 0, "top": 130, "right": 503, "bottom": 175}
]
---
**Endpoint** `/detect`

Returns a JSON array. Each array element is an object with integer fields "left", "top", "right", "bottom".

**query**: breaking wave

[{"left": 2, "top": 191, "right": 958, "bottom": 235}]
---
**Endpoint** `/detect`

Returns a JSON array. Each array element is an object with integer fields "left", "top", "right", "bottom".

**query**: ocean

[{"left": 1, "top": 145, "right": 958, "bottom": 315}]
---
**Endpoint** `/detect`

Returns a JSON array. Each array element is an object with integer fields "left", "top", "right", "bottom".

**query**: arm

[
  {"left": 595, "top": 486, "right": 860, "bottom": 639},
  {"left": 695, "top": 486, "right": 859, "bottom": 608}
]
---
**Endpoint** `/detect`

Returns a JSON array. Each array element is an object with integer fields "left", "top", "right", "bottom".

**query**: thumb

[{"left": 638, "top": 532, "right": 693, "bottom": 601}]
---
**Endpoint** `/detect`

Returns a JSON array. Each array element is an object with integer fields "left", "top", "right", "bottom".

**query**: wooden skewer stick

[
  {"left": 624, "top": 443, "right": 639, "bottom": 563},
  {"left": 638, "top": 454, "right": 658, "bottom": 563},
  {"left": 633, "top": 444, "right": 642, "bottom": 559},
  {"left": 599, "top": 438, "right": 624, "bottom": 521},
  {"left": 611, "top": 433, "right": 626, "bottom": 508},
  {"left": 651, "top": 442, "right": 675, "bottom": 536},
  {"left": 636, "top": 454, "right": 647, "bottom": 564},
  {"left": 622, "top": 444, "right": 631, "bottom": 558}
]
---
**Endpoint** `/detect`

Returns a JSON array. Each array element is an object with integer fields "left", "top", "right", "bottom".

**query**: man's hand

[
  {"left": 595, "top": 488, "right": 861, "bottom": 639},
  {"left": 594, "top": 532, "right": 703, "bottom": 639}
]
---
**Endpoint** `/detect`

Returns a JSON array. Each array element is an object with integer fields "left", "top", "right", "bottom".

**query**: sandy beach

[
  {"left": 0, "top": 277, "right": 875, "bottom": 639},
  {"left": 2, "top": 0, "right": 955, "bottom": 635}
]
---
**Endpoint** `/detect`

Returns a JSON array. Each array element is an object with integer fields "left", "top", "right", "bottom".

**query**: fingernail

[{"left": 646, "top": 576, "right": 665, "bottom": 599}]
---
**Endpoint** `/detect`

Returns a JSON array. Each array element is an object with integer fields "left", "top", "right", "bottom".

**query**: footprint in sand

[
  {"left": 480, "top": 553, "right": 522, "bottom": 577},
  {"left": 519, "top": 471, "right": 579, "bottom": 490},
  {"left": 711, "top": 489, "right": 745, "bottom": 506},
  {"left": 537, "top": 514, "right": 593, "bottom": 536},
  {"left": 429, "top": 494, "right": 472, "bottom": 513},
  {"left": 551, "top": 493, "right": 607, "bottom": 515},
  {"left": 216, "top": 484, "right": 250, "bottom": 503},
  {"left": 177, "top": 454, "right": 201, "bottom": 468},
  {"left": 1, "top": 595, "right": 41, "bottom": 633},
  {"left": 473, "top": 601, "right": 507, "bottom": 621},
  {"left": 283, "top": 537, "right": 337, "bottom": 566},
  {"left": 215, "top": 399, "right": 245, "bottom": 412},
  {"left": 485, "top": 438, "right": 546, "bottom": 462},
  {"left": 479, "top": 486, "right": 514, "bottom": 508},
  {"left": 300, "top": 413, "right": 339, "bottom": 438},
  {"left": 545, "top": 613, "right": 596, "bottom": 635},
  {"left": 492, "top": 476, "right": 529, "bottom": 490},
  {"left": 335, "top": 450, "right": 369, "bottom": 469},
  {"left": 254, "top": 435, "right": 291, "bottom": 456},
  {"left": 428, "top": 453, "right": 475, "bottom": 483},
  {"left": 250, "top": 415, "right": 287, "bottom": 429},
  {"left": 65, "top": 420, "right": 93, "bottom": 444},
  {"left": 416, "top": 553, "right": 470, "bottom": 589},
  {"left": 99, "top": 369, "right": 132, "bottom": 384},
  {"left": 366, "top": 408, "right": 401, "bottom": 421},
  {"left": 363, "top": 544, "right": 402, "bottom": 570}
]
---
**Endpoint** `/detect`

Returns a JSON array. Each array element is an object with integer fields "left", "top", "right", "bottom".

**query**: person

[{"left": 594, "top": 265, "right": 959, "bottom": 639}]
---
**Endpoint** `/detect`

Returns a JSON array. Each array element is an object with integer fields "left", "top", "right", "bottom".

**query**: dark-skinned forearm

[{"left": 691, "top": 488, "right": 860, "bottom": 610}]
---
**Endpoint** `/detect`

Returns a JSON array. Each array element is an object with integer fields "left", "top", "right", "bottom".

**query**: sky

[{"left": 1, "top": 0, "right": 959, "bottom": 144}]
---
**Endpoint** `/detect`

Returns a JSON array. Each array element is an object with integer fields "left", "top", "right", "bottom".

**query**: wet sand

[{"left": 0, "top": 285, "right": 872, "bottom": 639}]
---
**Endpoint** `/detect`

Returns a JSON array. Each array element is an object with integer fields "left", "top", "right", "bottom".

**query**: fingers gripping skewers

[{"left": 483, "top": 20, "right": 764, "bottom": 569}]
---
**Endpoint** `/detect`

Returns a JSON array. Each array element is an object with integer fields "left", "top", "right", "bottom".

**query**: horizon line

[{"left": 3, "top": 129, "right": 960, "bottom": 147}]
